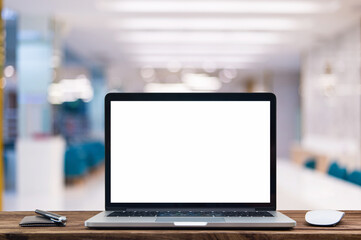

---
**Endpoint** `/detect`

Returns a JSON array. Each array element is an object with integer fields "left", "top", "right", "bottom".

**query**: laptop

[{"left": 85, "top": 92, "right": 296, "bottom": 228}]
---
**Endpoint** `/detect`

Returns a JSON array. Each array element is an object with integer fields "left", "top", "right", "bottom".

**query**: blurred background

[{"left": 1, "top": 0, "right": 361, "bottom": 210}]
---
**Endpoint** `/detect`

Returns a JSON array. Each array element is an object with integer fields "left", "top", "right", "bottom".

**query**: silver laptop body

[{"left": 85, "top": 93, "right": 296, "bottom": 228}]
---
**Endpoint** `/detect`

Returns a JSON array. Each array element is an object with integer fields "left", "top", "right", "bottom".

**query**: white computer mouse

[{"left": 305, "top": 210, "right": 345, "bottom": 226}]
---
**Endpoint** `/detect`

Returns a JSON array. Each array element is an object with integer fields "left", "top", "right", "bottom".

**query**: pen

[{"left": 35, "top": 209, "right": 67, "bottom": 224}]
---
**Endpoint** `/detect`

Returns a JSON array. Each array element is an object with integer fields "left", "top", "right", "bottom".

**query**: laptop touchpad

[{"left": 156, "top": 217, "right": 225, "bottom": 223}]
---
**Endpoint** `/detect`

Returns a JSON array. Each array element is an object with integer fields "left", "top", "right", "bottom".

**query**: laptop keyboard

[{"left": 108, "top": 211, "right": 273, "bottom": 217}]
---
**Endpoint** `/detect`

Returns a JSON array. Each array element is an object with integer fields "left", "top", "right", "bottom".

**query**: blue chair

[
  {"left": 82, "top": 141, "right": 105, "bottom": 168},
  {"left": 347, "top": 170, "right": 361, "bottom": 186},
  {"left": 92, "top": 141, "right": 105, "bottom": 166},
  {"left": 64, "top": 145, "right": 88, "bottom": 178},
  {"left": 304, "top": 157, "right": 316, "bottom": 170},
  {"left": 327, "top": 162, "right": 347, "bottom": 180}
]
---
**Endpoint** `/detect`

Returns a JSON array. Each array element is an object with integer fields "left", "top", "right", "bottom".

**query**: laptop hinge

[
  {"left": 256, "top": 207, "right": 275, "bottom": 211},
  {"left": 108, "top": 207, "right": 273, "bottom": 211},
  {"left": 107, "top": 208, "right": 126, "bottom": 211},
  {"left": 125, "top": 208, "right": 258, "bottom": 211}
]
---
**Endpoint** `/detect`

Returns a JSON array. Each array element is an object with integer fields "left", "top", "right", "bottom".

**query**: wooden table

[{"left": 0, "top": 211, "right": 361, "bottom": 240}]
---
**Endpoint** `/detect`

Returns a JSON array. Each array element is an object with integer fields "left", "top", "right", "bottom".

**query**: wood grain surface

[{"left": 0, "top": 211, "right": 361, "bottom": 240}]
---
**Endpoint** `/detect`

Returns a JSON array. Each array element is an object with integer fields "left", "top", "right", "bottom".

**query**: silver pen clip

[{"left": 35, "top": 209, "right": 67, "bottom": 225}]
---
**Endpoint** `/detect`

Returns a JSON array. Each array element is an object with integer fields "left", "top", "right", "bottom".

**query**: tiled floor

[{"left": 3, "top": 160, "right": 361, "bottom": 211}]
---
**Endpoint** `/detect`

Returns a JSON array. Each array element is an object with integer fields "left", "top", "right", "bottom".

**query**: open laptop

[{"left": 85, "top": 93, "right": 296, "bottom": 228}]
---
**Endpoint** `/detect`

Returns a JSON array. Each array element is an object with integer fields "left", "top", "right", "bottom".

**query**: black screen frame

[{"left": 105, "top": 93, "right": 276, "bottom": 211}]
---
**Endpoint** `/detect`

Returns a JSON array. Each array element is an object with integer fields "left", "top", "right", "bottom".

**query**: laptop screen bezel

[{"left": 105, "top": 92, "right": 276, "bottom": 211}]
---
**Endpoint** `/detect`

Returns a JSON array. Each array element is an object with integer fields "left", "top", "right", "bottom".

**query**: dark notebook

[{"left": 19, "top": 216, "right": 65, "bottom": 227}]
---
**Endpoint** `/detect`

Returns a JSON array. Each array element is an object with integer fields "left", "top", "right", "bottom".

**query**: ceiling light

[
  {"left": 110, "top": 17, "right": 305, "bottom": 31},
  {"left": 117, "top": 31, "right": 289, "bottom": 44},
  {"left": 222, "top": 68, "right": 238, "bottom": 79},
  {"left": 135, "top": 61, "right": 254, "bottom": 69},
  {"left": 98, "top": 0, "right": 339, "bottom": 14},
  {"left": 144, "top": 83, "right": 191, "bottom": 92},
  {"left": 4, "top": 65, "right": 15, "bottom": 78},
  {"left": 202, "top": 62, "right": 217, "bottom": 73},
  {"left": 48, "top": 76, "right": 94, "bottom": 104},
  {"left": 140, "top": 65, "right": 155, "bottom": 80},
  {"left": 182, "top": 73, "right": 222, "bottom": 91},
  {"left": 132, "top": 55, "right": 262, "bottom": 64},
  {"left": 121, "top": 45, "right": 291, "bottom": 56}
]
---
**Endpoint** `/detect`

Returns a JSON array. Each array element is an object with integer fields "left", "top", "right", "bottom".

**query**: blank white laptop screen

[{"left": 111, "top": 101, "right": 270, "bottom": 203}]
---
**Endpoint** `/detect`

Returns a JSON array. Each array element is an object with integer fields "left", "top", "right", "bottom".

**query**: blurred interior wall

[
  {"left": 301, "top": 23, "right": 361, "bottom": 170},
  {"left": 273, "top": 71, "right": 300, "bottom": 159},
  {"left": 0, "top": 0, "right": 4, "bottom": 210},
  {"left": 17, "top": 15, "right": 53, "bottom": 137},
  {"left": 89, "top": 68, "right": 106, "bottom": 140}
]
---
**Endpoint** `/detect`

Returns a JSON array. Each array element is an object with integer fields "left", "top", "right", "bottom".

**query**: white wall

[
  {"left": 272, "top": 71, "right": 301, "bottom": 159},
  {"left": 301, "top": 23, "right": 361, "bottom": 170}
]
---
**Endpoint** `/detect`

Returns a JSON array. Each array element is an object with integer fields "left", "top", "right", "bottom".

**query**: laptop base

[{"left": 85, "top": 211, "right": 296, "bottom": 228}]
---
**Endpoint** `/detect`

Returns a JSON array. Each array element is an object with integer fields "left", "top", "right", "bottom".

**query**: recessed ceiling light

[
  {"left": 98, "top": 0, "right": 339, "bottom": 14},
  {"left": 144, "top": 83, "right": 192, "bottom": 92},
  {"left": 117, "top": 31, "right": 292, "bottom": 44},
  {"left": 182, "top": 73, "right": 222, "bottom": 91},
  {"left": 109, "top": 17, "right": 307, "bottom": 31},
  {"left": 132, "top": 55, "right": 262, "bottom": 64},
  {"left": 122, "top": 45, "right": 283, "bottom": 56}
]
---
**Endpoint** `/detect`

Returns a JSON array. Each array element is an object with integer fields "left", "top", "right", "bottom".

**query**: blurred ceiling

[{"left": 5, "top": 0, "right": 361, "bottom": 70}]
